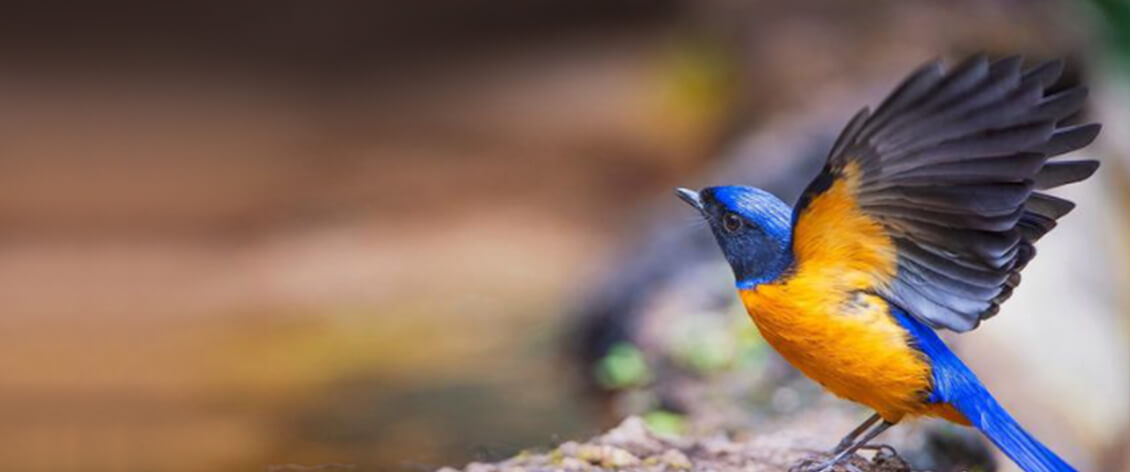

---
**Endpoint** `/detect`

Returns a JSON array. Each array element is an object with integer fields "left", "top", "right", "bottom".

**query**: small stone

[
  {"left": 600, "top": 415, "right": 671, "bottom": 457},
  {"left": 607, "top": 447, "right": 641, "bottom": 468},
  {"left": 465, "top": 463, "right": 496, "bottom": 472},
  {"left": 658, "top": 449, "right": 691, "bottom": 470},
  {"left": 556, "top": 441, "right": 581, "bottom": 457},
  {"left": 698, "top": 433, "right": 742, "bottom": 455},
  {"left": 572, "top": 444, "right": 641, "bottom": 468},
  {"left": 559, "top": 457, "right": 591, "bottom": 470},
  {"left": 602, "top": 416, "right": 651, "bottom": 444},
  {"left": 574, "top": 444, "right": 603, "bottom": 463}
]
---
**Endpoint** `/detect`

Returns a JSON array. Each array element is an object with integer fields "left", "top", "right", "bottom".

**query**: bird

[{"left": 676, "top": 55, "right": 1101, "bottom": 472}]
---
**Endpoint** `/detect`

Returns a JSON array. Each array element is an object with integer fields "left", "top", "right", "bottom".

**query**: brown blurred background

[{"left": 0, "top": 1, "right": 1126, "bottom": 471}]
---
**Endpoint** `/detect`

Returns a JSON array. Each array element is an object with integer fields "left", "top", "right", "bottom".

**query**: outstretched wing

[{"left": 792, "top": 55, "right": 1101, "bottom": 332}]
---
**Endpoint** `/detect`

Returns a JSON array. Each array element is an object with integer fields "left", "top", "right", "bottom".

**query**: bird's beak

[{"left": 675, "top": 187, "right": 704, "bottom": 211}]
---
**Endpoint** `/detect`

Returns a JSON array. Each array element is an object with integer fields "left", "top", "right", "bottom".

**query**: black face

[{"left": 676, "top": 186, "right": 794, "bottom": 287}]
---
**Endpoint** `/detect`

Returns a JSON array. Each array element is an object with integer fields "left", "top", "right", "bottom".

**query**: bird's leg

[
  {"left": 833, "top": 413, "right": 881, "bottom": 454},
  {"left": 816, "top": 420, "right": 896, "bottom": 472},
  {"left": 791, "top": 417, "right": 899, "bottom": 472}
]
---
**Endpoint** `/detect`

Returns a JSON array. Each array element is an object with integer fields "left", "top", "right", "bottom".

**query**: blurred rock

[{"left": 446, "top": 416, "right": 912, "bottom": 472}]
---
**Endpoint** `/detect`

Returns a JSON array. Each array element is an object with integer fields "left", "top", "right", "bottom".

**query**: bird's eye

[{"left": 722, "top": 213, "right": 743, "bottom": 233}]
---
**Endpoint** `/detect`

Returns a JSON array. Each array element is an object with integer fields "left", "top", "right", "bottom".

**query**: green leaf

[
  {"left": 594, "top": 342, "right": 652, "bottom": 389},
  {"left": 643, "top": 410, "right": 686, "bottom": 437}
]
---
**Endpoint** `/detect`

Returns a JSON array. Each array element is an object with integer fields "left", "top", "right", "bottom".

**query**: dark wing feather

[
  {"left": 1033, "top": 160, "right": 1100, "bottom": 189},
  {"left": 806, "top": 55, "right": 1101, "bottom": 331}
]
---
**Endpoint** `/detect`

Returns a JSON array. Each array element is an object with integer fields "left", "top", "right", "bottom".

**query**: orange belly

[{"left": 740, "top": 286, "right": 944, "bottom": 423}]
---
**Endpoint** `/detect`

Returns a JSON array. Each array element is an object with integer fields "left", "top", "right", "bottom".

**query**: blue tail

[
  {"left": 954, "top": 392, "right": 1075, "bottom": 472},
  {"left": 892, "top": 308, "right": 1075, "bottom": 472}
]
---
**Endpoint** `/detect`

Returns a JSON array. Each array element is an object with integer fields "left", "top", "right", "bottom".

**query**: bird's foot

[
  {"left": 861, "top": 444, "right": 910, "bottom": 470},
  {"left": 859, "top": 443, "right": 898, "bottom": 456},
  {"left": 787, "top": 456, "right": 827, "bottom": 472},
  {"left": 789, "top": 454, "right": 862, "bottom": 472}
]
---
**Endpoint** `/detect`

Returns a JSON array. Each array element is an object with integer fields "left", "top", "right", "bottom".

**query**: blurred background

[{"left": 0, "top": 1, "right": 1127, "bottom": 471}]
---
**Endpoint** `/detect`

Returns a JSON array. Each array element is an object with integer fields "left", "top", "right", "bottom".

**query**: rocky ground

[{"left": 442, "top": 417, "right": 912, "bottom": 472}]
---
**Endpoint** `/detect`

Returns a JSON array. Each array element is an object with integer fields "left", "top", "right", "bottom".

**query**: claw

[
  {"left": 788, "top": 456, "right": 828, "bottom": 472},
  {"left": 791, "top": 449, "right": 880, "bottom": 472},
  {"left": 860, "top": 443, "right": 898, "bottom": 458},
  {"left": 793, "top": 436, "right": 903, "bottom": 472},
  {"left": 809, "top": 461, "right": 837, "bottom": 472},
  {"left": 788, "top": 456, "right": 842, "bottom": 472}
]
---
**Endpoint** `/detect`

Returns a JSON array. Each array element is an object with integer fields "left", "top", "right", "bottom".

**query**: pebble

[
  {"left": 465, "top": 463, "right": 496, "bottom": 472},
  {"left": 658, "top": 449, "right": 692, "bottom": 470},
  {"left": 558, "top": 456, "right": 592, "bottom": 470}
]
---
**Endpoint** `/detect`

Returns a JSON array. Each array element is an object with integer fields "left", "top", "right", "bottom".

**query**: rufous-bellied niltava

[{"left": 677, "top": 55, "right": 1100, "bottom": 472}]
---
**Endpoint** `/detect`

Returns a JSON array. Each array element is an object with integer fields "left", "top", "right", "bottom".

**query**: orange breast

[
  {"left": 740, "top": 161, "right": 941, "bottom": 422},
  {"left": 740, "top": 286, "right": 934, "bottom": 422}
]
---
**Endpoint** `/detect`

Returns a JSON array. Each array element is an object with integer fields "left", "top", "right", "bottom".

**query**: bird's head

[{"left": 676, "top": 185, "right": 793, "bottom": 287}]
